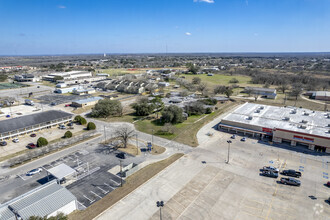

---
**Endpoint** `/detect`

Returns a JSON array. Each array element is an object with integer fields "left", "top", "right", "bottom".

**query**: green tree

[
  {"left": 224, "top": 87, "right": 234, "bottom": 98},
  {"left": 74, "top": 115, "right": 82, "bottom": 122},
  {"left": 91, "top": 99, "right": 123, "bottom": 118},
  {"left": 192, "top": 77, "right": 201, "bottom": 84},
  {"left": 64, "top": 131, "right": 73, "bottom": 138},
  {"left": 37, "top": 137, "right": 48, "bottom": 147},
  {"left": 161, "top": 105, "right": 184, "bottom": 124},
  {"left": 214, "top": 85, "right": 227, "bottom": 94},
  {"left": 29, "top": 213, "right": 68, "bottom": 220},
  {"left": 229, "top": 78, "right": 239, "bottom": 83},
  {"left": 53, "top": 76, "right": 64, "bottom": 81},
  {"left": 80, "top": 117, "right": 87, "bottom": 125},
  {"left": 186, "top": 63, "right": 200, "bottom": 74},
  {"left": 87, "top": 122, "right": 96, "bottom": 130}
]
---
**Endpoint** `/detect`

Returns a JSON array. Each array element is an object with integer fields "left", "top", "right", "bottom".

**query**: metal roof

[
  {"left": 0, "top": 205, "right": 16, "bottom": 220},
  {"left": 73, "top": 96, "right": 103, "bottom": 104},
  {"left": 0, "top": 110, "right": 73, "bottom": 134},
  {"left": 47, "top": 163, "right": 76, "bottom": 180},
  {"left": 1, "top": 181, "right": 76, "bottom": 220}
]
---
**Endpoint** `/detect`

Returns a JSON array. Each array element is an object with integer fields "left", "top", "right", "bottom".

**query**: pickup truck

[
  {"left": 261, "top": 166, "right": 279, "bottom": 173},
  {"left": 261, "top": 170, "right": 278, "bottom": 178},
  {"left": 281, "top": 169, "right": 302, "bottom": 178},
  {"left": 280, "top": 177, "right": 301, "bottom": 186}
]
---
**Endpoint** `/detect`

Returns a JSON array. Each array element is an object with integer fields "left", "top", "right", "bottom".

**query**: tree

[
  {"left": 29, "top": 213, "right": 68, "bottom": 220},
  {"left": 224, "top": 87, "right": 234, "bottom": 98},
  {"left": 186, "top": 63, "right": 200, "bottom": 74},
  {"left": 53, "top": 76, "right": 64, "bottom": 81},
  {"left": 87, "top": 122, "right": 96, "bottom": 130},
  {"left": 115, "top": 125, "right": 135, "bottom": 148},
  {"left": 37, "top": 137, "right": 48, "bottom": 147},
  {"left": 214, "top": 85, "right": 227, "bottom": 94},
  {"left": 192, "top": 77, "right": 201, "bottom": 84},
  {"left": 91, "top": 99, "right": 123, "bottom": 118},
  {"left": 74, "top": 115, "right": 82, "bottom": 122},
  {"left": 253, "top": 92, "right": 260, "bottom": 101},
  {"left": 64, "top": 131, "right": 73, "bottom": 138},
  {"left": 229, "top": 78, "right": 239, "bottom": 83},
  {"left": 161, "top": 105, "right": 184, "bottom": 124},
  {"left": 277, "top": 84, "right": 290, "bottom": 94},
  {"left": 289, "top": 86, "right": 302, "bottom": 101},
  {"left": 131, "top": 97, "right": 155, "bottom": 116},
  {"left": 197, "top": 82, "right": 207, "bottom": 93},
  {"left": 185, "top": 101, "right": 205, "bottom": 116},
  {"left": 80, "top": 117, "right": 87, "bottom": 125}
]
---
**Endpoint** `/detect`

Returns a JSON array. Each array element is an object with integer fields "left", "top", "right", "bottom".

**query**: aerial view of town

[{"left": 0, "top": 0, "right": 329, "bottom": 220}]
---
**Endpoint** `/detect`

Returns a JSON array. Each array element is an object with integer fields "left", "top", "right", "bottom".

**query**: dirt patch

[{"left": 69, "top": 153, "right": 184, "bottom": 220}]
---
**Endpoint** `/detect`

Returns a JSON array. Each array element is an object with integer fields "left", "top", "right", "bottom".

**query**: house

[
  {"left": 14, "top": 74, "right": 39, "bottom": 82},
  {"left": 158, "top": 82, "right": 170, "bottom": 87},
  {"left": 244, "top": 87, "right": 277, "bottom": 99},
  {"left": 71, "top": 96, "right": 103, "bottom": 108},
  {"left": 72, "top": 88, "right": 96, "bottom": 95}
]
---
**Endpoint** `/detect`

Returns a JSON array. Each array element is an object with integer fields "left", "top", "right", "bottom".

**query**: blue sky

[{"left": 0, "top": 0, "right": 330, "bottom": 55}]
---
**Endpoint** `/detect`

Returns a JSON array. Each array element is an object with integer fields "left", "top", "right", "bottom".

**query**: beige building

[
  {"left": 219, "top": 103, "right": 330, "bottom": 153},
  {"left": 71, "top": 96, "right": 103, "bottom": 108}
]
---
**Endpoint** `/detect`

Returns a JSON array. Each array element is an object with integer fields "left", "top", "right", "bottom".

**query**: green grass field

[
  {"left": 0, "top": 83, "right": 26, "bottom": 90},
  {"left": 184, "top": 73, "right": 252, "bottom": 86}
]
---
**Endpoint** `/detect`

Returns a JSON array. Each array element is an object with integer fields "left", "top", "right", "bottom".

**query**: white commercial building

[{"left": 42, "top": 71, "right": 92, "bottom": 81}]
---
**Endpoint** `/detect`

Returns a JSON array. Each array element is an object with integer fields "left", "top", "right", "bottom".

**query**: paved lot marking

[
  {"left": 97, "top": 186, "right": 109, "bottom": 194},
  {"left": 110, "top": 179, "right": 120, "bottom": 186},
  {"left": 90, "top": 191, "right": 102, "bottom": 199},
  {"left": 104, "top": 182, "right": 115, "bottom": 190},
  {"left": 265, "top": 182, "right": 280, "bottom": 220},
  {"left": 17, "top": 174, "right": 31, "bottom": 181},
  {"left": 77, "top": 200, "right": 87, "bottom": 209},
  {"left": 83, "top": 195, "right": 95, "bottom": 204}
]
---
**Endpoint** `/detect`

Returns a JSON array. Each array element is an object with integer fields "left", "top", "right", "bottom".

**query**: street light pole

[
  {"left": 119, "top": 159, "right": 123, "bottom": 187},
  {"left": 156, "top": 201, "right": 164, "bottom": 220},
  {"left": 226, "top": 140, "right": 232, "bottom": 164},
  {"left": 136, "top": 133, "right": 139, "bottom": 155}
]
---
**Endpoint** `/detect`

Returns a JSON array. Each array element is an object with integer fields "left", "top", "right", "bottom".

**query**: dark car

[
  {"left": 0, "top": 141, "right": 7, "bottom": 146},
  {"left": 261, "top": 170, "right": 278, "bottom": 178},
  {"left": 231, "top": 135, "right": 236, "bottom": 139},
  {"left": 261, "top": 166, "right": 279, "bottom": 173},
  {"left": 30, "top": 133, "right": 36, "bottom": 137},
  {"left": 281, "top": 169, "right": 302, "bottom": 178},
  {"left": 67, "top": 122, "right": 73, "bottom": 126},
  {"left": 326, "top": 181, "right": 330, "bottom": 187},
  {"left": 27, "top": 143, "right": 36, "bottom": 149},
  {"left": 280, "top": 177, "right": 301, "bottom": 186},
  {"left": 241, "top": 137, "right": 246, "bottom": 142},
  {"left": 116, "top": 152, "right": 126, "bottom": 159}
]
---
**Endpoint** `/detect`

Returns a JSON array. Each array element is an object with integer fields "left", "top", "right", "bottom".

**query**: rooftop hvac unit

[
  {"left": 328, "top": 124, "right": 330, "bottom": 127},
  {"left": 255, "top": 109, "right": 260, "bottom": 113},
  {"left": 283, "top": 117, "right": 290, "bottom": 121},
  {"left": 290, "top": 109, "right": 297, "bottom": 114},
  {"left": 304, "top": 112, "right": 309, "bottom": 116},
  {"left": 259, "top": 106, "right": 264, "bottom": 109},
  {"left": 247, "top": 116, "right": 253, "bottom": 120},
  {"left": 301, "top": 120, "right": 308, "bottom": 124},
  {"left": 298, "top": 125, "right": 307, "bottom": 129}
]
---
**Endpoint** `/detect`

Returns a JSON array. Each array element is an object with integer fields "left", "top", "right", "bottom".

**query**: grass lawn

[
  {"left": 40, "top": 80, "right": 56, "bottom": 87},
  {"left": 69, "top": 153, "right": 184, "bottom": 220},
  {"left": 184, "top": 73, "right": 252, "bottom": 87}
]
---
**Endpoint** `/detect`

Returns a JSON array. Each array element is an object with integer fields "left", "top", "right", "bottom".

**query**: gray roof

[
  {"left": 73, "top": 96, "right": 103, "bottom": 104},
  {"left": 314, "top": 91, "right": 330, "bottom": 97},
  {"left": 47, "top": 163, "right": 76, "bottom": 180},
  {"left": 0, "top": 110, "right": 73, "bottom": 134},
  {"left": 0, "top": 181, "right": 76, "bottom": 220},
  {"left": 0, "top": 205, "right": 16, "bottom": 220},
  {"left": 245, "top": 87, "right": 276, "bottom": 93}
]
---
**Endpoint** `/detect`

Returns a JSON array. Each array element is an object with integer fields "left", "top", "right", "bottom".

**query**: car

[
  {"left": 27, "top": 143, "right": 36, "bottom": 149},
  {"left": 30, "top": 133, "right": 36, "bottom": 137},
  {"left": 0, "top": 141, "right": 7, "bottom": 146},
  {"left": 261, "top": 170, "right": 278, "bottom": 178},
  {"left": 231, "top": 135, "right": 236, "bottom": 139},
  {"left": 50, "top": 102, "right": 57, "bottom": 106},
  {"left": 116, "top": 152, "right": 126, "bottom": 159},
  {"left": 26, "top": 168, "right": 42, "bottom": 176},
  {"left": 37, "top": 86, "right": 40, "bottom": 88},
  {"left": 280, "top": 177, "right": 301, "bottom": 186},
  {"left": 241, "top": 137, "right": 246, "bottom": 142},
  {"left": 59, "top": 125, "right": 66, "bottom": 129},
  {"left": 261, "top": 166, "right": 279, "bottom": 173},
  {"left": 6, "top": 115, "right": 10, "bottom": 118},
  {"left": 12, "top": 138, "right": 19, "bottom": 143},
  {"left": 65, "top": 104, "right": 71, "bottom": 107},
  {"left": 281, "top": 169, "right": 302, "bottom": 178},
  {"left": 67, "top": 122, "right": 73, "bottom": 126},
  {"left": 326, "top": 181, "right": 330, "bottom": 187}
]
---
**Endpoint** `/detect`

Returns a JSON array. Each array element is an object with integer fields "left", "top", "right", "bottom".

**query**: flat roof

[
  {"left": 314, "top": 91, "right": 330, "bottom": 97},
  {"left": 222, "top": 103, "right": 330, "bottom": 138},
  {"left": 245, "top": 87, "right": 276, "bottom": 93},
  {"left": 0, "top": 110, "right": 73, "bottom": 134},
  {"left": 0, "top": 181, "right": 76, "bottom": 220},
  {"left": 73, "top": 96, "right": 103, "bottom": 104},
  {"left": 47, "top": 163, "right": 76, "bottom": 180}
]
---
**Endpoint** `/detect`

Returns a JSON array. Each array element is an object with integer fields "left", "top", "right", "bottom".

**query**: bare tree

[
  {"left": 115, "top": 125, "right": 135, "bottom": 148},
  {"left": 277, "top": 84, "right": 290, "bottom": 94}
]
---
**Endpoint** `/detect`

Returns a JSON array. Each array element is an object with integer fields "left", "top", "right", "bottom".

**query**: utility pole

[
  {"left": 226, "top": 140, "right": 232, "bottom": 164},
  {"left": 136, "top": 133, "right": 139, "bottom": 155},
  {"left": 156, "top": 201, "right": 164, "bottom": 220},
  {"left": 119, "top": 160, "right": 123, "bottom": 187},
  {"left": 103, "top": 125, "right": 106, "bottom": 144}
]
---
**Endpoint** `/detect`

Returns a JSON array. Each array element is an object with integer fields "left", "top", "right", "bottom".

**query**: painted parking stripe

[
  {"left": 90, "top": 191, "right": 102, "bottom": 199},
  {"left": 323, "top": 172, "right": 328, "bottom": 175},
  {"left": 104, "top": 182, "right": 115, "bottom": 190},
  {"left": 97, "top": 186, "right": 109, "bottom": 194},
  {"left": 110, "top": 179, "right": 120, "bottom": 186},
  {"left": 323, "top": 176, "right": 329, "bottom": 179},
  {"left": 77, "top": 200, "right": 87, "bottom": 209},
  {"left": 83, "top": 195, "right": 95, "bottom": 203}
]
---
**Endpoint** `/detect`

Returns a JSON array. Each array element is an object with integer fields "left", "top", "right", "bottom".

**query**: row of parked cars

[
  {"left": 0, "top": 133, "right": 37, "bottom": 147},
  {"left": 260, "top": 166, "right": 301, "bottom": 186}
]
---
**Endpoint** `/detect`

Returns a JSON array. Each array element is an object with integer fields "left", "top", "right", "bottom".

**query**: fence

[{"left": 7, "top": 131, "right": 97, "bottom": 167}]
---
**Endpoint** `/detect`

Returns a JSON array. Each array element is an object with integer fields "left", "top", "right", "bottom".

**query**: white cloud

[
  {"left": 193, "top": 0, "right": 215, "bottom": 3},
  {"left": 185, "top": 32, "right": 192, "bottom": 36},
  {"left": 57, "top": 5, "right": 66, "bottom": 9}
]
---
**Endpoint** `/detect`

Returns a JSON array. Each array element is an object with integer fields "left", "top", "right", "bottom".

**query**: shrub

[
  {"left": 80, "top": 117, "right": 87, "bottom": 125},
  {"left": 37, "top": 137, "right": 48, "bottom": 147},
  {"left": 74, "top": 115, "right": 82, "bottom": 122},
  {"left": 205, "top": 107, "right": 213, "bottom": 114},
  {"left": 64, "top": 131, "right": 73, "bottom": 138},
  {"left": 87, "top": 122, "right": 96, "bottom": 130},
  {"left": 229, "top": 78, "right": 239, "bottom": 83}
]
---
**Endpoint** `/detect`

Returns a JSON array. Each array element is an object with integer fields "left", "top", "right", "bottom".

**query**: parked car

[
  {"left": 0, "top": 141, "right": 7, "bottom": 146},
  {"left": 280, "top": 177, "right": 301, "bottom": 186},
  {"left": 241, "top": 137, "right": 246, "bottom": 142},
  {"left": 26, "top": 168, "right": 42, "bottom": 176},
  {"left": 6, "top": 115, "right": 10, "bottom": 118},
  {"left": 116, "top": 152, "right": 126, "bottom": 159},
  {"left": 12, "top": 138, "right": 19, "bottom": 143},
  {"left": 261, "top": 170, "right": 278, "bottom": 178},
  {"left": 281, "top": 169, "right": 302, "bottom": 178},
  {"left": 326, "top": 181, "right": 330, "bottom": 187},
  {"left": 65, "top": 104, "right": 71, "bottom": 107},
  {"left": 231, "top": 135, "right": 236, "bottom": 139},
  {"left": 30, "top": 133, "right": 36, "bottom": 137},
  {"left": 59, "top": 125, "right": 66, "bottom": 129},
  {"left": 27, "top": 143, "right": 36, "bottom": 149},
  {"left": 67, "top": 122, "right": 73, "bottom": 126},
  {"left": 51, "top": 102, "right": 57, "bottom": 106},
  {"left": 261, "top": 166, "right": 279, "bottom": 173}
]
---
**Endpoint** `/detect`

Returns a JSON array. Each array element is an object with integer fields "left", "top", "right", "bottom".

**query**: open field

[
  {"left": 184, "top": 73, "right": 253, "bottom": 87},
  {"left": 97, "top": 67, "right": 186, "bottom": 76},
  {"left": 69, "top": 153, "right": 184, "bottom": 220},
  {"left": 0, "top": 82, "right": 27, "bottom": 90}
]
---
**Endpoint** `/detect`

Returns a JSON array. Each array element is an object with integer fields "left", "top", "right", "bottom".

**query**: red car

[
  {"left": 30, "top": 133, "right": 36, "bottom": 137},
  {"left": 65, "top": 104, "right": 71, "bottom": 107},
  {"left": 327, "top": 181, "right": 330, "bottom": 187},
  {"left": 27, "top": 143, "right": 36, "bottom": 149}
]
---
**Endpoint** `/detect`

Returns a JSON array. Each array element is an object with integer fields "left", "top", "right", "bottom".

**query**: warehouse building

[
  {"left": 219, "top": 103, "right": 330, "bottom": 152},
  {"left": 311, "top": 91, "right": 330, "bottom": 101},
  {"left": 54, "top": 86, "right": 79, "bottom": 94},
  {"left": 244, "top": 87, "right": 277, "bottom": 99},
  {"left": 0, "top": 181, "right": 77, "bottom": 219},
  {"left": 43, "top": 71, "right": 92, "bottom": 81},
  {"left": 71, "top": 96, "right": 103, "bottom": 108},
  {"left": 0, "top": 110, "right": 73, "bottom": 141}
]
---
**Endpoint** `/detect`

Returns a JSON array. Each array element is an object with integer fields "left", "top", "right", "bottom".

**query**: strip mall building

[{"left": 219, "top": 103, "right": 330, "bottom": 152}]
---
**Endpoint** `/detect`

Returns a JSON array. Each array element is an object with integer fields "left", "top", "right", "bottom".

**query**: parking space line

[
  {"left": 77, "top": 200, "right": 87, "bottom": 209},
  {"left": 90, "top": 191, "right": 102, "bottom": 199},
  {"left": 97, "top": 186, "right": 109, "bottom": 194},
  {"left": 83, "top": 195, "right": 95, "bottom": 203},
  {"left": 104, "top": 182, "right": 115, "bottom": 190},
  {"left": 17, "top": 174, "right": 31, "bottom": 181},
  {"left": 110, "top": 179, "right": 120, "bottom": 186}
]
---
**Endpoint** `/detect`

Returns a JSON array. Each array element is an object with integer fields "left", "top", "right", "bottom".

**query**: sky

[{"left": 0, "top": 0, "right": 330, "bottom": 55}]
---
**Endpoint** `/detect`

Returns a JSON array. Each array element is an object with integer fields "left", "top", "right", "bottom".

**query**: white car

[
  {"left": 59, "top": 125, "right": 66, "bottom": 129},
  {"left": 26, "top": 168, "right": 42, "bottom": 176},
  {"left": 13, "top": 138, "right": 19, "bottom": 143}
]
